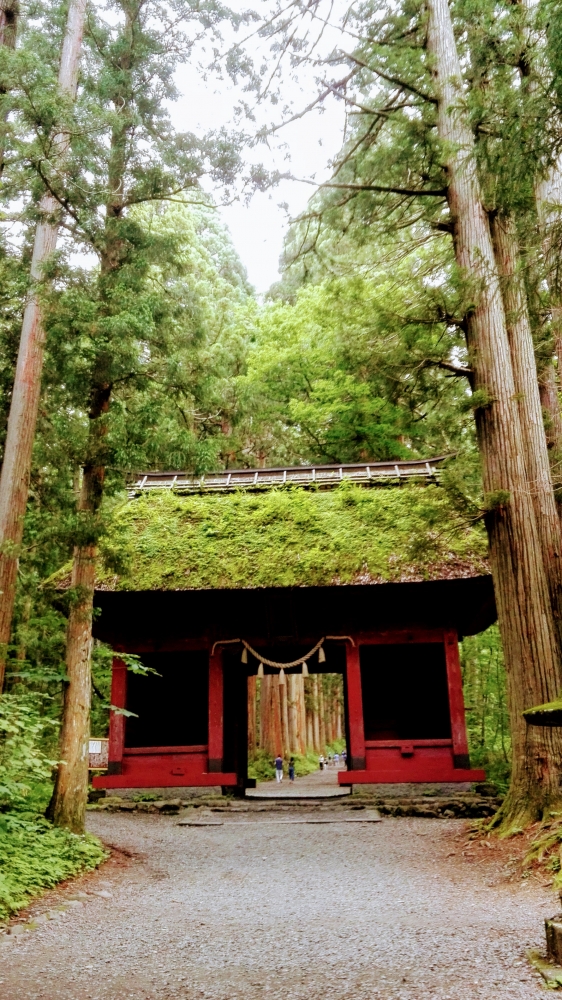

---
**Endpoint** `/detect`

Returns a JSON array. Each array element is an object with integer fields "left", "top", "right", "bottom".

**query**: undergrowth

[
  {"left": 0, "top": 814, "right": 107, "bottom": 921},
  {"left": 523, "top": 814, "right": 562, "bottom": 887},
  {"left": 0, "top": 693, "right": 107, "bottom": 922}
]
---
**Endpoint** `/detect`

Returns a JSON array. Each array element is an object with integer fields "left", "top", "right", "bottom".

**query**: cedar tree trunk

[
  {"left": 248, "top": 674, "right": 257, "bottom": 760},
  {"left": 0, "top": 0, "right": 86, "bottom": 691},
  {"left": 490, "top": 212, "right": 562, "bottom": 639},
  {"left": 535, "top": 166, "right": 562, "bottom": 472},
  {"left": 427, "top": 0, "right": 562, "bottom": 830},
  {"left": 48, "top": 391, "right": 109, "bottom": 832},
  {"left": 50, "top": 9, "right": 135, "bottom": 828}
]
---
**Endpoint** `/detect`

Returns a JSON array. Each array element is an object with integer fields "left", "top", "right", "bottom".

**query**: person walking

[
  {"left": 275, "top": 754, "right": 283, "bottom": 782},
  {"left": 319, "top": 754, "right": 324, "bottom": 771},
  {"left": 288, "top": 757, "right": 295, "bottom": 782}
]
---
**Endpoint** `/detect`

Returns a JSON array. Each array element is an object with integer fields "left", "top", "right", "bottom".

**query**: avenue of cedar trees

[{"left": 0, "top": 0, "right": 562, "bottom": 868}]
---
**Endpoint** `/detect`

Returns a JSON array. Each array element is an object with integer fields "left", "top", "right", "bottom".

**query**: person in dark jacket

[
  {"left": 288, "top": 757, "right": 295, "bottom": 782},
  {"left": 275, "top": 755, "right": 283, "bottom": 782}
]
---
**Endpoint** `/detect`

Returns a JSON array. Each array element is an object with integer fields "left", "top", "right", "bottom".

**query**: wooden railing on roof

[{"left": 128, "top": 457, "right": 448, "bottom": 495}]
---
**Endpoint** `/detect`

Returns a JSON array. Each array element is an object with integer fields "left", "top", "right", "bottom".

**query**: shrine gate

[{"left": 91, "top": 459, "right": 493, "bottom": 794}]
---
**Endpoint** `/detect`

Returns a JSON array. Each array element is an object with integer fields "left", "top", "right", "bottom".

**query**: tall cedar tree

[
  {"left": 265, "top": 0, "right": 562, "bottom": 827},
  {"left": 47, "top": 0, "right": 247, "bottom": 832},
  {"left": 0, "top": 0, "right": 87, "bottom": 691},
  {"left": 461, "top": 0, "right": 562, "bottom": 661},
  {"left": 427, "top": 0, "right": 562, "bottom": 830}
]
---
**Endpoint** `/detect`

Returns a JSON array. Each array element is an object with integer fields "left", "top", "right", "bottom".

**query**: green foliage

[
  {"left": 460, "top": 625, "right": 511, "bottom": 792},
  {"left": 0, "top": 693, "right": 107, "bottom": 921},
  {"left": 0, "top": 694, "right": 58, "bottom": 810},
  {"left": 95, "top": 482, "right": 489, "bottom": 591},
  {"left": 240, "top": 268, "right": 475, "bottom": 467},
  {"left": 0, "top": 818, "right": 107, "bottom": 922}
]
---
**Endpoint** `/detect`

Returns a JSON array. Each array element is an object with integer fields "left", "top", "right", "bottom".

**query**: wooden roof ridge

[{"left": 128, "top": 455, "right": 451, "bottom": 496}]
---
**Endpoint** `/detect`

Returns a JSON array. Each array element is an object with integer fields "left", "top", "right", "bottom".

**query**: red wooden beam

[
  {"left": 93, "top": 771, "right": 238, "bottom": 789},
  {"left": 345, "top": 643, "right": 366, "bottom": 770},
  {"left": 444, "top": 628, "right": 471, "bottom": 768},
  {"left": 108, "top": 657, "right": 127, "bottom": 775},
  {"left": 208, "top": 648, "right": 224, "bottom": 772},
  {"left": 109, "top": 628, "right": 447, "bottom": 655}
]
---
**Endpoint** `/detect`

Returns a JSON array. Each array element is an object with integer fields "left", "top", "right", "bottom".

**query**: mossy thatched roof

[{"left": 95, "top": 482, "right": 489, "bottom": 592}]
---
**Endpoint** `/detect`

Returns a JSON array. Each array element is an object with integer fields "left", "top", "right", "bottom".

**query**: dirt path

[
  {"left": 248, "top": 762, "right": 350, "bottom": 797},
  {"left": 0, "top": 810, "right": 553, "bottom": 999}
]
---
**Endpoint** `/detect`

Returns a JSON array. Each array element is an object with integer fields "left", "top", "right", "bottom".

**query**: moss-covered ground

[{"left": 97, "top": 482, "right": 488, "bottom": 591}]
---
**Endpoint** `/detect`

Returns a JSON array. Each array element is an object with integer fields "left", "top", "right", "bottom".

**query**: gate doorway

[{"left": 222, "top": 645, "right": 347, "bottom": 792}]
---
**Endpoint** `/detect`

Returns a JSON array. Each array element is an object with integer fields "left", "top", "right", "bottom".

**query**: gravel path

[{"left": 0, "top": 809, "right": 553, "bottom": 999}]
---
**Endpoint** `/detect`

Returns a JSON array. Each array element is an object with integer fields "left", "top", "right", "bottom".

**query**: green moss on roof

[{"left": 96, "top": 482, "right": 489, "bottom": 592}]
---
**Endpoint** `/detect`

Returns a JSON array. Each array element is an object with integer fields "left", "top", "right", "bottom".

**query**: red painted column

[
  {"left": 345, "top": 643, "right": 366, "bottom": 771},
  {"left": 208, "top": 648, "right": 224, "bottom": 773},
  {"left": 108, "top": 657, "right": 127, "bottom": 775},
  {"left": 444, "top": 629, "right": 470, "bottom": 769}
]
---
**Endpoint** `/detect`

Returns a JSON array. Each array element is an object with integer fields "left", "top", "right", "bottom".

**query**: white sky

[{"left": 171, "top": 10, "right": 349, "bottom": 294}]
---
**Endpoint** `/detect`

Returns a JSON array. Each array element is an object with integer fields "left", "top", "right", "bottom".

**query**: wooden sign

[{"left": 89, "top": 738, "right": 109, "bottom": 770}]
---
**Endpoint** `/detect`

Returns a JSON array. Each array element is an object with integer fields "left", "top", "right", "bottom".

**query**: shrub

[
  {"left": 0, "top": 814, "right": 107, "bottom": 921},
  {"left": 0, "top": 694, "right": 58, "bottom": 811},
  {"left": 0, "top": 693, "right": 107, "bottom": 922}
]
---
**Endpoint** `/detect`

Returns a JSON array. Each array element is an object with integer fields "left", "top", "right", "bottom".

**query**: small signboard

[{"left": 89, "top": 738, "right": 109, "bottom": 770}]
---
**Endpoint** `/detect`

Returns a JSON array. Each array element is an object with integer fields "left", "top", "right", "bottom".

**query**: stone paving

[
  {"left": 247, "top": 763, "right": 350, "bottom": 798},
  {"left": 0, "top": 806, "right": 553, "bottom": 1000}
]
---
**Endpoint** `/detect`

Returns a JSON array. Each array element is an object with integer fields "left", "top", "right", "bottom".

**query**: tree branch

[
  {"left": 292, "top": 175, "right": 447, "bottom": 197},
  {"left": 422, "top": 359, "right": 472, "bottom": 377},
  {"left": 342, "top": 51, "right": 437, "bottom": 105}
]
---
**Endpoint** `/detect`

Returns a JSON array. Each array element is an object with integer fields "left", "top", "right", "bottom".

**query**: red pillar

[
  {"left": 208, "top": 648, "right": 224, "bottom": 772},
  {"left": 444, "top": 629, "right": 470, "bottom": 769},
  {"left": 345, "top": 643, "right": 365, "bottom": 771},
  {"left": 108, "top": 657, "right": 127, "bottom": 775}
]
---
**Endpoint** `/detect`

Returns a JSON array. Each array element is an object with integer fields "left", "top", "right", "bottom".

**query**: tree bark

[
  {"left": 540, "top": 362, "right": 562, "bottom": 459},
  {"left": 490, "top": 212, "right": 562, "bottom": 641},
  {"left": 0, "top": 0, "right": 17, "bottom": 48},
  {"left": 318, "top": 677, "right": 326, "bottom": 751},
  {"left": 336, "top": 691, "right": 342, "bottom": 741},
  {"left": 260, "top": 676, "right": 272, "bottom": 754},
  {"left": 0, "top": 0, "right": 87, "bottom": 691},
  {"left": 427, "top": 0, "right": 562, "bottom": 830},
  {"left": 298, "top": 675, "right": 307, "bottom": 753},
  {"left": 312, "top": 675, "right": 321, "bottom": 751},
  {"left": 280, "top": 677, "right": 290, "bottom": 757},
  {"left": 248, "top": 674, "right": 257, "bottom": 760},
  {"left": 46, "top": 544, "right": 93, "bottom": 832},
  {"left": 287, "top": 674, "right": 296, "bottom": 752},
  {"left": 535, "top": 166, "right": 562, "bottom": 473},
  {"left": 307, "top": 711, "right": 314, "bottom": 752},
  {"left": 48, "top": 394, "right": 108, "bottom": 831},
  {"left": 272, "top": 676, "right": 283, "bottom": 757},
  {"left": 50, "top": 8, "right": 135, "bottom": 829}
]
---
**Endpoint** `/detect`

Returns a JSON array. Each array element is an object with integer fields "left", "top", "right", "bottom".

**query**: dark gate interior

[
  {"left": 360, "top": 643, "right": 451, "bottom": 740},
  {"left": 125, "top": 651, "right": 209, "bottom": 748}
]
